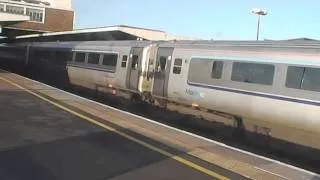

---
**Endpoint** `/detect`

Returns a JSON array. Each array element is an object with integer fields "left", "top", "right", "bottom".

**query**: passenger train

[{"left": 1, "top": 40, "right": 320, "bottom": 159}]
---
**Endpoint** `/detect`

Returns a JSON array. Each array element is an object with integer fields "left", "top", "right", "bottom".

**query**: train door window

[
  {"left": 75, "top": 52, "right": 85, "bottom": 63},
  {"left": 131, "top": 55, "right": 139, "bottom": 69},
  {"left": 173, "top": 58, "right": 182, "bottom": 74},
  {"left": 231, "top": 62, "right": 274, "bottom": 85},
  {"left": 211, "top": 61, "right": 223, "bottom": 79},
  {"left": 158, "top": 56, "right": 167, "bottom": 72},
  {"left": 87, "top": 53, "right": 100, "bottom": 64},
  {"left": 121, "top": 55, "right": 128, "bottom": 68}
]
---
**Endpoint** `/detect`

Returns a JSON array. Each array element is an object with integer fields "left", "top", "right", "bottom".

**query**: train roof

[
  {"left": 14, "top": 40, "right": 155, "bottom": 49},
  {"left": 11, "top": 39, "right": 320, "bottom": 48},
  {"left": 159, "top": 39, "right": 320, "bottom": 48}
]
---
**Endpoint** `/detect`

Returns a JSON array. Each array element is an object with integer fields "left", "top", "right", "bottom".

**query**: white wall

[
  {"left": 0, "top": 0, "right": 72, "bottom": 10},
  {"left": 49, "top": 0, "right": 72, "bottom": 10}
]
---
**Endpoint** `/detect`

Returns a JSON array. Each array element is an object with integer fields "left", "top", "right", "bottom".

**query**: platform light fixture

[{"left": 251, "top": 8, "right": 267, "bottom": 41}]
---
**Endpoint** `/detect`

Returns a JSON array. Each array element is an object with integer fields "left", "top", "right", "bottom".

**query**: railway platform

[{"left": 0, "top": 69, "right": 319, "bottom": 180}]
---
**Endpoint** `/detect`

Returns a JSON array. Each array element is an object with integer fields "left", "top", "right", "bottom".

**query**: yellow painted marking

[{"left": 0, "top": 77, "right": 229, "bottom": 180}]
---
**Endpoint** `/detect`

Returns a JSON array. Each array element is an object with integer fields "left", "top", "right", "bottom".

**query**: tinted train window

[
  {"left": 131, "top": 55, "right": 139, "bottom": 69},
  {"left": 75, "top": 52, "right": 85, "bottom": 63},
  {"left": 231, "top": 62, "right": 274, "bottom": 85},
  {"left": 88, "top": 53, "right": 100, "bottom": 64},
  {"left": 285, "top": 66, "right": 304, "bottom": 89},
  {"left": 211, "top": 61, "right": 223, "bottom": 79},
  {"left": 286, "top": 66, "right": 320, "bottom": 92},
  {"left": 173, "top": 58, "right": 182, "bottom": 74},
  {"left": 55, "top": 51, "right": 73, "bottom": 63},
  {"left": 39, "top": 50, "right": 52, "bottom": 62},
  {"left": 188, "top": 58, "right": 214, "bottom": 83},
  {"left": 159, "top": 56, "right": 167, "bottom": 72},
  {"left": 102, "top": 53, "right": 118, "bottom": 66},
  {"left": 302, "top": 68, "right": 320, "bottom": 91},
  {"left": 121, "top": 55, "right": 128, "bottom": 68},
  {"left": 63, "top": 51, "right": 73, "bottom": 61}
]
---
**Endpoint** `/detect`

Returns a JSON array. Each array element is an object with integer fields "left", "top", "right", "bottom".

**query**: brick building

[{"left": 0, "top": 0, "right": 74, "bottom": 38}]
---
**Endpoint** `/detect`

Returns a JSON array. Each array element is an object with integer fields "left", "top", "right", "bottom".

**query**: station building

[{"left": 0, "top": 0, "right": 74, "bottom": 38}]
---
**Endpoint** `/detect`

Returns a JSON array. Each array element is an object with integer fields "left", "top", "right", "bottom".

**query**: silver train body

[{"left": 1, "top": 40, "right": 320, "bottom": 157}]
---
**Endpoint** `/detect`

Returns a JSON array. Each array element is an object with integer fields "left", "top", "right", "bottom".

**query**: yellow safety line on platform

[{"left": 0, "top": 77, "right": 229, "bottom": 180}]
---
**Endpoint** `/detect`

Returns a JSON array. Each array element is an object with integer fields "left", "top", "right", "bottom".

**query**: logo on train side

[{"left": 185, "top": 89, "right": 205, "bottom": 98}]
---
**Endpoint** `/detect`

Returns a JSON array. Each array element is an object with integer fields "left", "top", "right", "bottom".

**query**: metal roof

[{"left": 3, "top": 25, "right": 201, "bottom": 43}]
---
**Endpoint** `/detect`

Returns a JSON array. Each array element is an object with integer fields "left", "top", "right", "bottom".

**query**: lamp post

[{"left": 251, "top": 8, "right": 267, "bottom": 40}]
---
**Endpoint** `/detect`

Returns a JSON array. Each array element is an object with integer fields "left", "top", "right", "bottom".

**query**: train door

[
  {"left": 152, "top": 47, "right": 174, "bottom": 97},
  {"left": 126, "top": 47, "right": 143, "bottom": 91}
]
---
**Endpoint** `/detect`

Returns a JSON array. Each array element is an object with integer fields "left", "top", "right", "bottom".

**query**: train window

[
  {"left": 38, "top": 50, "right": 52, "bottom": 62},
  {"left": 64, "top": 51, "right": 73, "bottom": 61},
  {"left": 285, "top": 66, "right": 304, "bottom": 89},
  {"left": 173, "top": 67, "right": 181, "bottom": 74},
  {"left": 174, "top": 58, "right": 182, "bottom": 66},
  {"left": 173, "top": 58, "right": 182, "bottom": 74},
  {"left": 211, "top": 61, "right": 223, "bottom": 79},
  {"left": 131, "top": 55, "right": 139, "bottom": 69},
  {"left": 55, "top": 51, "right": 73, "bottom": 63},
  {"left": 159, "top": 56, "right": 167, "bottom": 72},
  {"left": 231, "top": 62, "right": 274, "bottom": 85},
  {"left": 75, "top": 52, "right": 85, "bottom": 63},
  {"left": 188, "top": 58, "right": 214, "bottom": 83},
  {"left": 88, "top": 53, "right": 100, "bottom": 64},
  {"left": 301, "top": 67, "right": 320, "bottom": 92},
  {"left": 68, "top": 53, "right": 73, "bottom": 61},
  {"left": 286, "top": 66, "right": 320, "bottom": 92},
  {"left": 102, "top": 53, "right": 118, "bottom": 66},
  {"left": 121, "top": 55, "right": 128, "bottom": 68}
]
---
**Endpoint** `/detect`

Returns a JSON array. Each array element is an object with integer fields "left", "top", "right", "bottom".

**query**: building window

[
  {"left": 26, "top": 8, "right": 44, "bottom": 22},
  {"left": 6, "top": 5, "right": 24, "bottom": 15},
  {"left": 231, "top": 62, "right": 274, "bottom": 85},
  {"left": 211, "top": 61, "right": 223, "bottom": 79},
  {"left": 286, "top": 66, "right": 320, "bottom": 92},
  {"left": 173, "top": 58, "right": 182, "bottom": 74}
]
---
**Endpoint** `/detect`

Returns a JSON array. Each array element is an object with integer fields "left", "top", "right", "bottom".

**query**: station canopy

[
  {"left": 0, "top": 12, "right": 39, "bottom": 39},
  {"left": 3, "top": 25, "right": 201, "bottom": 43}
]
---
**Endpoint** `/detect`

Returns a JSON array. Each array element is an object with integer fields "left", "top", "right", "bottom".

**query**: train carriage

[{"left": 162, "top": 41, "right": 320, "bottom": 158}]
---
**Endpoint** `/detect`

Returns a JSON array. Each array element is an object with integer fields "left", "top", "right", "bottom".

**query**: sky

[{"left": 72, "top": 0, "right": 320, "bottom": 40}]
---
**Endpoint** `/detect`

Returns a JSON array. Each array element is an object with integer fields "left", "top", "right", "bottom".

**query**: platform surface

[{"left": 0, "top": 71, "right": 246, "bottom": 180}]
